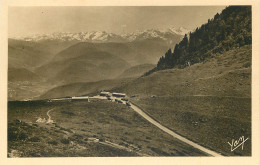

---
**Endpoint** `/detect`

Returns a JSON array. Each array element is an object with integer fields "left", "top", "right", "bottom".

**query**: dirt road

[
  {"left": 46, "top": 109, "right": 55, "bottom": 123},
  {"left": 129, "top": 103, "right": 223, "bottom": 157}
]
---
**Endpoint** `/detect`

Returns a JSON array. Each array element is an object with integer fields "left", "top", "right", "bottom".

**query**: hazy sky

[{"left": 9, "top": 6, "right": 226, "bottom": 37}]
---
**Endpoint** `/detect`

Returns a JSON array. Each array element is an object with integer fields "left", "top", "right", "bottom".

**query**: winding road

[
  {"left": 129, "top": 102, "right": 223, "bottom": 157},
  {"left": 46, "top": 109, "right": 55, "bottom": 123}
]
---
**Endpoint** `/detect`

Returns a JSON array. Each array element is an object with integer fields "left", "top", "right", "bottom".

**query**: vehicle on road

[{"left": 126, "top": 102, "right": 131, "bottom": 106}]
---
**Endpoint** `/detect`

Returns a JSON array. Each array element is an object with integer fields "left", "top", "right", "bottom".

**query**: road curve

[
  {"left": 47, "top": 109, "right": 53, "bottom": 120},
  {"left": 129, "top": 103, "right": 223, "bottom": 157},
  {"left": 46, "top": 109, "right": 55, "bottom": 123}
]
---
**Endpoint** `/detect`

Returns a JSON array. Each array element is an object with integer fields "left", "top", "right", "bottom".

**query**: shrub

[
  {"left": 28, "top": 137, "right": 40, "bottom": 142},
  {"left": 48, "top": 140, "right": 58, "bottom": 145},
  {"left": 60, "top": 138, "right": 70, "bottom": 144},
  {"left": 242, "top": 62, "right": 251, "bottom": 68},
  {"left": 146, "top": 136, "right": 152, "bottom": 140},
  {"left": 18, "top": 132, "right": 28, "bottom": 140},
  {"left": 61, "top": 110, "right": 76, "bottom": 116}
]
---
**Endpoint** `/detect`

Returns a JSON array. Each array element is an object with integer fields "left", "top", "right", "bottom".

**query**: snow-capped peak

[
  {"left": 12, "top": 27, "right": 190, "bottom": 43},
  {"left": 168, "top": 27, "right": 190, "bottom": 35}
]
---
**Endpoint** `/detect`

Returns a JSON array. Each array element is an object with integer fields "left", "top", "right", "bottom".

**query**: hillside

[
  {"left": 8, "top": 99, "right": 206, "bottom": 156},
  {"left": 36, "top": 51, "right": 131, "bottom": 85},
  {"left": 146, "top": 6, "right": 251, "bottom": 75},
  {"left": 8, "top": 39, "right": 77, "bottom": 69},
  {"left": 34, "top": 38, "right": 177, "bottom": 86},
  {"left": 39, "top": 78, "right": 134, "bottom": 100},
  {"left": 8, "top": 68, "right": 41, "bottom": 82},
  {"left": 51, "top": 38, "right": 176, "bottom": 66},
  {"left": 126, "top": 38, "right": 175, "bottom": 64},
  {"left": 118, "top": 64, "right": 156, "bottom": 79},
  {"left": 112, "top": 45, "right": 251, "bottom": 156},
  {"left": 114, "top": 45, "right": 251, "bottom": 98},
  {"left": 38, "top": 63, "right": 155, "bottom": 100},
  {"left": 8, "top": 39, "right": 52, "bottom": 69}
]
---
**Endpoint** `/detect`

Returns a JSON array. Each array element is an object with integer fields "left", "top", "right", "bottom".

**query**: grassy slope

[
  {"left": 113, "top": 45, "right": 251, "bottom": 156},
  {"left": 8, "top": 120, "right": 138, "bottom": 157},
  {"left": 8, "top": 100, "right": 206, "bottom": 156},
  {"left": 131, "top": 96, "right": 251, "bottom": 156},
  {"left": 114, "top": 45, "right": 251, "bottom": 98}
]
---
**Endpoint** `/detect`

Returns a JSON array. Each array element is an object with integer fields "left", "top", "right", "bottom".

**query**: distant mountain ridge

[{"left": 11, "top": 27, "right": 190, "bottom": 43}]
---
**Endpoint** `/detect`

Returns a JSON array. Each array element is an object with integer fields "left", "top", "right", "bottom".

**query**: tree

[{"left": 147, "top": 6, "right": 252, "bottom": 76}]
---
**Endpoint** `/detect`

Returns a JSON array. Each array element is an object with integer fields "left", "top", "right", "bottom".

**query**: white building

[
  {"left": 71, "top": 96, "right": 89, "bottom": 101},
  {"left": 100, "top": 91, "right": 110, "bottom": 96},
  {"left": 112, "top": 93, "right": 126, "bottom": 97}
]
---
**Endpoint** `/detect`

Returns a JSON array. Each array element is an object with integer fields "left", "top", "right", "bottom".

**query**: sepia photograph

[{"left": 0, "top": 1, "right": 259, "bottom": 164}]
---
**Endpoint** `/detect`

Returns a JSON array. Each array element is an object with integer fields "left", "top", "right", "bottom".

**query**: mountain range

[
  {"left": 12, "top": 27, "right": 190, "bottom": 43},
  {"left": 8, "top": 27, "right": 188, "bottom": 100}
]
